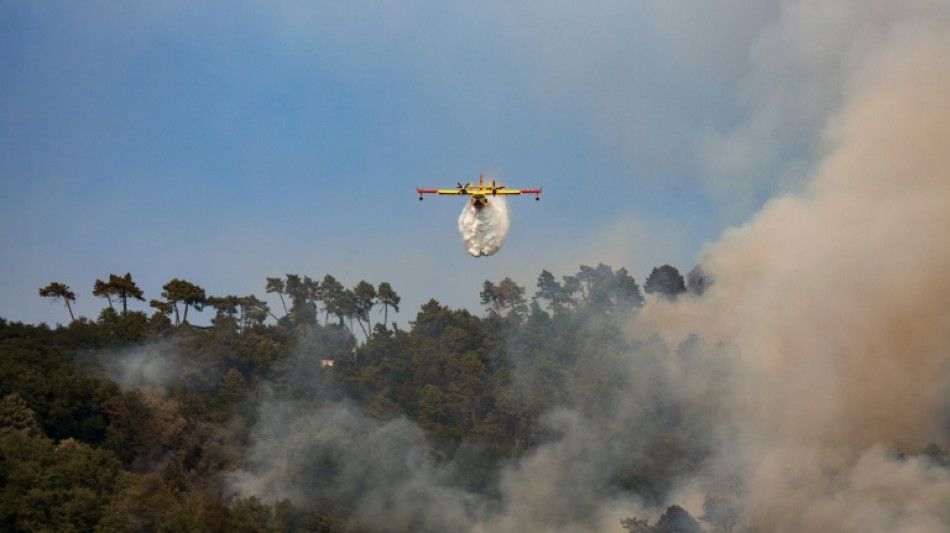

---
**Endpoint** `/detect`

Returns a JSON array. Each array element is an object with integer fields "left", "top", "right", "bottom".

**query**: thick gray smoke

[
  {"left": 458, "top": 197, "right": 510, "bottom": 257},
  {"left": 634, "top": 14, "right": 950, "bottom": 532}
]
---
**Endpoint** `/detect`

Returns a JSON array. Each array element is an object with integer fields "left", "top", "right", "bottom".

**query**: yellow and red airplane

[{"left": 417, "top": 173, "right": 541, "bottom": 209}]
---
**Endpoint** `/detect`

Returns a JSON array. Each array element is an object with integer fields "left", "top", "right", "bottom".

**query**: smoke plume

[
  {"left": 635, "top": 19, "right": 950, "bottom": 532},
  {"left": 458, "top": 197, "right": 510, "bottom": 257}
]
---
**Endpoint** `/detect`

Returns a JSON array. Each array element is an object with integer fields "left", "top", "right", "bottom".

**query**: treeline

[
  {"left": 11, "top": 263, "right": 940, "bottom": 531},
  {"left": 39, "top": 272, "right": 403, "bottom": 338},
  {"left": 3, "top": 263, "right": 702, "bottom": 532}
]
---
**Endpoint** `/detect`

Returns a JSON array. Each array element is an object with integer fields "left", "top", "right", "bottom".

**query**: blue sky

[{"left": 2, "top": 1, "right": 802, "bottom": 325}]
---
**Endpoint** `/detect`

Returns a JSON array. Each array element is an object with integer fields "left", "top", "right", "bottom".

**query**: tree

[
  {"left": 265, "top": 277, "right": 288, "bottom": 315},
  {"left": 496, "top": 277, "right": 528, "bottom": 319},
  {"left": 337, "top": 288, "right": 359, "bottom": 332},
  {"left": 94, "top": 273, "right": 145, "bottom": 315},
  {"left": 562, "top": 274, "right": 581, "bottom": 303},
  {"left": 208, "top": 295, "right": 239, "bottom": 319},
  {"left": 535, "top": 270, "right": 573, "bottom": 315},
  {"left": 38, "top": 282, "right": 76, "bottom": 322},
  {"left": 686, "top": 265, "right": 711, "bottom": 296},
  {"left": 644, "top": 265, "right": 687, "bottom": 299},
  {"left": 301, "top": 276, "right": 320, "bottom": 323},
  {"left": 283, "top": 274, "right": 318, "bottom": 324},
  {"left": 353, "top": 281, "right": 377, "bottom": 339},
  {"left": 576, "top": 264, "right": 596, "bottom": 300},
  {"left": 377, "top": 281, "right": 400, "bottom": 329},
  {"left": 480, "top": 280, "right": 500, "bottom": 315},
  {"left": 0, "top": 431, "right": 123, "bottom": 531},
  {"left": 700, "top": 495, "right": 738, "bottom": 533},
  {"left": 112, "top": 273, "right": 146, "bottom": 314},
  {"left": 207, "top": 295, "right": 240, "bottom": 330},
  {"left": 655, "top": 505, "right": 703, "bottom": 533},
  {"left": 93, "top": 279, "right": 114, "bottom": 310},
  {"left": 284, "top": 274, "right": 304, "bottom": 310},
  {"left": 614, "top": 267, "right": 645, "bottom": 311},
  {"left": 153, "top": 279, "right": 206, "bottom": 325},
  {"left": 239, "top": 294, "right": 272, "bottom": 327},
  {"left": 585, "top": 263, "right": 617, "bottom": 311},
  {"left": 621, "top": 505, "right": 702, "bottom": 533},
  {"left": 481, "top": 278, "right": 528, "bottom": 319},
  {"left": 318, "top": 274, "right": 345, "bottom": 326},
  {"left": 0, "top": 393, "right": 37, "bottom": 436},
  {"left": 217, "top": 368, "right": 249, "bottom": 407}
]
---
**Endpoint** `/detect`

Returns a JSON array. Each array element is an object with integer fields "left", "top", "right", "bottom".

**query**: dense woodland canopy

[{"left": 7, "top": 265, "right": 948, "bottom": 532}]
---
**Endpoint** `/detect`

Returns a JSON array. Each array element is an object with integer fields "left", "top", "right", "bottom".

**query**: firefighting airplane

[{"left": 417, "top": 174, "right": 541, "bottom": 209}]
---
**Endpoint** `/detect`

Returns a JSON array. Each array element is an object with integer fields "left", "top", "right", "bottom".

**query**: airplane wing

[
  {"left": 491, "top": 188, "right": 542, "bottom": 195},
  {"left": 415, "top": 187, "right": 471, "bottom": 195},
  {"left": 417, "top": 187, "right": 469, "bottom": 200}
]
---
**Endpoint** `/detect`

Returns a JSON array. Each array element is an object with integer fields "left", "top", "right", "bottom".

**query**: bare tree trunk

[{"left": 356, "top": 318, "right": 369, "bottom": 341}]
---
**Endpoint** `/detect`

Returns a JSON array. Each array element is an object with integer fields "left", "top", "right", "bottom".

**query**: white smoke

[
  {"left": 94, "top": 342, "right": 179, "bottom": 389},
  {"left": 458, "top": 197, "right": 510, "bottom": 257},
  {"left": 225, "top": 400, "right": 483, "bottom": 531}
]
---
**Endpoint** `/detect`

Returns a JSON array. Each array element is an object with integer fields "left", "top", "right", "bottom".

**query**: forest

[{"left": 5, "top": 265, "right": 947, "bottom": 532}]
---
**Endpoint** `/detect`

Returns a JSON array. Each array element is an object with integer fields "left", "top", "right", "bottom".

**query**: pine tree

[{"left": 38, "top": 282, "right": 77, "bottom": 322}]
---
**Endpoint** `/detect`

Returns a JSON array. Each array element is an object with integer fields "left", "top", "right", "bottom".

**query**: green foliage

[
  {"left": 0, "top": 431, "right": 122, "bottom": 532},
  {"left": 352, "top": 280, "right": 377, "bottom": 339},
  {"left": 283, "top": 274, "right": 319, "bottom": 326},
  {"left": 152, "top": 278, "right": 207, "bottom": 326},
  {"left": 0, "top": 394, "right": 38, "bottom": 435},
  {"left": 94, "top": 273, "right": 146, "bottom": 315},
  {"left": 318, "top": 274, "right": 346, "bottom": 326},
  {"left": 644, "top": 265, "right": 687, "bottom": 299},
  {"left": 98, "top": 308, "right": 151, "bottom": 344},
  {"left": 5, "top": 263, "right": 750, "bottom": 531},
  {"left": 266, "top": 276, "right": 289, "bottom": 316},
  {"left": 0, "top": 323, "right": 119, "bottom": 443},
  {"left": 208, "top": 294, "right": 271, "bottom": 333},
  {"left": 377, "top": 281, "right": 400, "bottom": 329},
  {"left": 480, "top": 277, "right": 528, "bottom": 319},
  {"left": 532, "top": 264, "right": 644, "bottom": 315},
  {"left": 39, "top": 282, "right": 77, "bottom": 323}
]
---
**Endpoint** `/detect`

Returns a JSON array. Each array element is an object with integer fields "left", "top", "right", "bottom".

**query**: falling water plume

[{"left": 458, "top": 197, "right": 510, "bottom": 257}]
